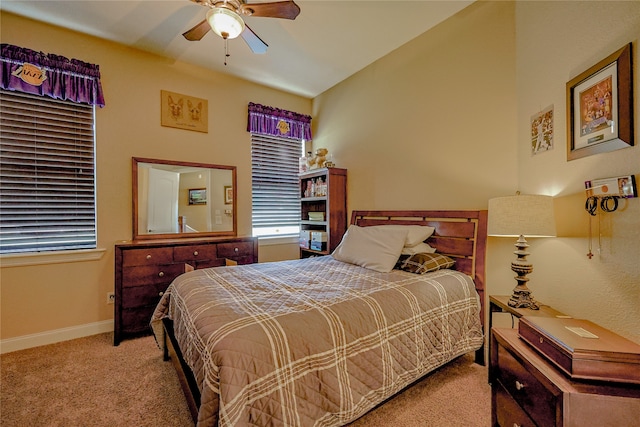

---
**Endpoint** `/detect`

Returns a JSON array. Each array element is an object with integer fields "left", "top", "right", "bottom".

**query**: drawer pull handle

[
  {"left": 193, "top": 251, "right": 199, "bottom": 256},
  {"left": 146, "top": 254, "right": 152, "bottom": 260},
  {"left": 158, "top": 271, "right": 164, "bottom": 277},
  {"left": 515, "top": 380, "right": 525, "bottom": 390},
  {"left": 234, "top": 247, "right": 239, "bottom": 252},
  {"left": 158, "top": 291, "right": 164, "bottom": 297}
]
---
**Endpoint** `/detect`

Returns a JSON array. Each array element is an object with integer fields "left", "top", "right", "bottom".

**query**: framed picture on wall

[
  {"left": 189, "top": 188, "right": 207, "bottom": 205},
  {"left": 161, "top": 90, "right": 208, "bottom": 133},
  {"left": 224, "top": 186, "right": 233, "bottom": 204},
  {"left": 566, "top": 43, "right": 633, "bottom": 161},
  {"left": 531, "top": 105, "right": 554, "bottom": 155}
]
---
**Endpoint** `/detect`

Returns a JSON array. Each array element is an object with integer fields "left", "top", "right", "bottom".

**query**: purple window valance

[
  {"left": 247, "top": 102, "right": 312, "bottom": 140},
  {"left": 0, "top": 44, "right": 105, "bottom": 107}
]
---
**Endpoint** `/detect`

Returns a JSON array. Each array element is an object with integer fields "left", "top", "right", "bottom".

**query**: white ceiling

[{"left": 2, "top": 0, "right": 474, "bottom": 98}]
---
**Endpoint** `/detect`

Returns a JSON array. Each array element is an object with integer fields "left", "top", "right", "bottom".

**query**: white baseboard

[{"left": 0, "top": 320, "right": 114, "bottom": 354}]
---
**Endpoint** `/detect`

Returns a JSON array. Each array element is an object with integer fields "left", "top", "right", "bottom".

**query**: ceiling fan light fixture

[{"left": 206, "top": 7, "right": 245, "bottom": 39}]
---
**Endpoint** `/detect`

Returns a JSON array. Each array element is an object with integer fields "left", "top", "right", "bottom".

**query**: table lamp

[{"left": 488, "top": 193, "right": 557, "bottom": 309}]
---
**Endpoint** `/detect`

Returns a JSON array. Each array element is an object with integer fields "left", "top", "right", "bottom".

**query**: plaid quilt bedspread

[{"left": 151, "top": 256, "right": 483, "bottom": 427}]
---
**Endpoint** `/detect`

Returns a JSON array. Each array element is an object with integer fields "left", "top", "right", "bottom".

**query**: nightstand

[
  {"left": 488, "top": 295, "right": 567, "bottom": 382},
  {"left": 490, "top": 328, "right": 640, "bottom": 426}
]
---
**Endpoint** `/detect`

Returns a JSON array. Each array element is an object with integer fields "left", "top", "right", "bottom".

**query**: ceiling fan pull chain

[{"left": 224, "top": 38, "right": 231, "bottom": 66}]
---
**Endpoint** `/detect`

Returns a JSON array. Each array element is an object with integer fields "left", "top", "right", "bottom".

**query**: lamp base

[
  {"left": 507, "top": 234, "right": 540, "bottom": 310},
  {"left": 508, "top": 290, "right": 540, "bottom": 310}
]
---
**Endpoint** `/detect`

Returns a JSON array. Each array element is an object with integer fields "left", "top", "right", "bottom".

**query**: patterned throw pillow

[{"left": 399, "top": 253, "right": 456, "bottom": 274}]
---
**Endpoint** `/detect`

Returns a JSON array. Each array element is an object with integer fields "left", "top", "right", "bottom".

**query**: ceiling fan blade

[
  {"left": 241, "top": 1, "right": 300, "bottom": 20},
  {"left": 182, "top": 19, "right": 211, "bottom": 41},
  {"left": 241, "top": 24, "right": 268, "bottom": 54}
]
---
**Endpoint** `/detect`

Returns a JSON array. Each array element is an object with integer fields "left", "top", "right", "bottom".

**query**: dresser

[
  {"left": 114, "top": 236, "right": 258, "bottom": 345},
  {"left": 490, "top": 328, "right": 640, "bottom": 426}
]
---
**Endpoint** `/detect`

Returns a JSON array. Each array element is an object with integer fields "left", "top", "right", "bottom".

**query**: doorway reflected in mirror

[{"left": 132, "top": 157, "right": 237, "bottom": 239}]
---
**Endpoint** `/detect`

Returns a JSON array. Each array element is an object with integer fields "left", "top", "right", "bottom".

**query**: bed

[{"left": 151, "top": 210, "right": 487, "bottom": 426}]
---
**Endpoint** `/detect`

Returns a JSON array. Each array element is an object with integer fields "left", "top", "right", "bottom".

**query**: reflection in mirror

[{"left": 133, "top": 157, "right": 237, "bottom": 240}]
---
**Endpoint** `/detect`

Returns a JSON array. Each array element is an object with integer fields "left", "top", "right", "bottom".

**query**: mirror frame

[{"left": 132, "top": 157, "right": 237, "bottom": 240}]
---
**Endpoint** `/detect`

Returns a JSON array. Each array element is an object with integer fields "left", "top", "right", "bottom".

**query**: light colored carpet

[{"left": 1, "top": 333, "right": 490, "bottom": 426}]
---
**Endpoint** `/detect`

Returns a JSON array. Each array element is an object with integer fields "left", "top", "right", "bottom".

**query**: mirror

[{"left": 133, "top": 157, "right": 237, "bottom": 240}]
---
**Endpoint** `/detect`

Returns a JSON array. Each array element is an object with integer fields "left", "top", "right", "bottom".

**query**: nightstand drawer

[
  {"left": 122, "top": 247, "right": 173, "bottom": 266},
  {"left": 496, "top": 344, "right": 557, "bottom": 427},
  {"left": 494, "top": 382, "right": 536, "bottom": 427},
  {"left": 122, "top": 263, "right": 186, "bottom": 286}
]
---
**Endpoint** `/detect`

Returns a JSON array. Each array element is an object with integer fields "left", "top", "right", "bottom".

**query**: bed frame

[{"left": 163, "top": 209, "right": 488, "bottom": 423}]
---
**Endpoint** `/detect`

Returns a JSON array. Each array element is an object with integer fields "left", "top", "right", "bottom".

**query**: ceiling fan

[{"left": 183, "top": 0, "right": 301, "bottom": 55}]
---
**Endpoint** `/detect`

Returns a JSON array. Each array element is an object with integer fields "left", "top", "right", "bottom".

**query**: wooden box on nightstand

[{"left": 518, "top": 316, "right": 640, "bottom": 384}]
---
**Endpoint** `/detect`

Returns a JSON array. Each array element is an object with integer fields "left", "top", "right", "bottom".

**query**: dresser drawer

[
  {"left": 494, "top": 381, "right": 536, "bottom": 427},
  {"left": 122, "top": 247, "right": 173, "bottom": 266},
  {"left": 217, "top": 241, "right": 254, "bottom": 259},
  {"left": 496, "top": 344, "right": 558, "bottom": 426},
  {"left": 122, "top": 263, "right": 186, "bottom": 287},
  {"left": 121, "top": 305, "right": 157, "bottom": 334},
  {"left": 190, "top": 259, "right": 226, "bottom": 269},
  {"left": 122, "top": 282, "right": 168, "bottom": 309},
  {"left": 218, "top": 242, "right": 253, "bottom": 258},
  {"left": 174, "top": 244, "right": 218, "bottom": 262}
]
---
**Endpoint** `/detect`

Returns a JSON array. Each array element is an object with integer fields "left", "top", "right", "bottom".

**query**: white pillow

[
  {"left": 401, "top": 242, "right": 437, "bottom": 255},
  {"left": 374, "top": 225, "right": 436, "bottom": 247},
  {"left": 332, "top": 225, "right": 408, "bottom": 273}
]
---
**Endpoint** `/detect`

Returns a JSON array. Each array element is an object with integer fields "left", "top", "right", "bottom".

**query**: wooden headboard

[{"left": 351, "top": 210, "right": 488, "bottom": 363}]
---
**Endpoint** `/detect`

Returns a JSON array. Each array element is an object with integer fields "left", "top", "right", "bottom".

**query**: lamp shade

[
  {"left": 206, "top": 7, "right": 245, "bottom": 39},
  {"left": 488, "top": 194, "right": 557, "bottom": 237}
]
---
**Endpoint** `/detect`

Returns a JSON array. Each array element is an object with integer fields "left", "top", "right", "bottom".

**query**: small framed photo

[
  {"left": 531, "top": 105, "right": 554, "bottom": 155},
  {"left": 188, "top": 188, "right": 207, "bottom": 205},
  {"left": 566, "top": 43, "right": 633, "bottom": 161},
  {"left": 224, "top": 186, "right": 233, "bottom": 204}
]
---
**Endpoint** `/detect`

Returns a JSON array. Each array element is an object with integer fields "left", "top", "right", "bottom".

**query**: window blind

[
  {"left": 0, "top": 89, "right": 97, "bottom": 254},
  {"left": 251, "top": 133, "right": 302, "bottom": 237}
]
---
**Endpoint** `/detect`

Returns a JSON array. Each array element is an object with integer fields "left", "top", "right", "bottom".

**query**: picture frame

[
  {"left": 188, "top": 188, "right": 207, "bottom": 205},
  {"left": 161, "top": 90, "right": 208, "bottom": 133},
  {"left": 224, "top": 186, "right": 233, "bottom": 204},
  {"left": 566, "top": 43, "right": 633, "bottom": 161},
  {"left": 531, "top": 105, "right": 554, "bottom": 155}
]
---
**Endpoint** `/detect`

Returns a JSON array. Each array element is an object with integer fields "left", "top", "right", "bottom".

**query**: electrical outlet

[{"left": 107, "top": 292, "right": 115, "bottom": 304}]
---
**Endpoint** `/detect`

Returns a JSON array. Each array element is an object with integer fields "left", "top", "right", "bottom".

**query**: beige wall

[
  {"left": 313, "top": 1, "right": 518, "bottom": 211},
  {"left": 0, "top": 12, "right": 311, "bottom": 343},
  {"left": 2, "top": 1, "right": 639, "bottom": 348},
  {"left": 312, "top": 0, "right": 639, "bottom": 343},
  {"left": 514, "top": 1, "right": 640, "bottom": 342},
  {"left": 313, "top": 0, "right": 518, "bottom": 333}
]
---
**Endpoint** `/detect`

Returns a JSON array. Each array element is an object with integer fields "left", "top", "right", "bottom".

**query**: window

[
  {"left": 251, "top": 133, "right": 303, "bottom": 238},
  {"left": 0, "top": 89, "right": 97, "bottom": 254}
]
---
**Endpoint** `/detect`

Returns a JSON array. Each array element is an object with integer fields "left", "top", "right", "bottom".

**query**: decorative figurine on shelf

[
  {"left": 324, "top": 152, "right": 335, "bottom": 168},
  {"left": 308, "top": 148, "right": 329, "bottom": 169},
  {"left": 300, "top": 151, "right": 312, "bottom": 173}
]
